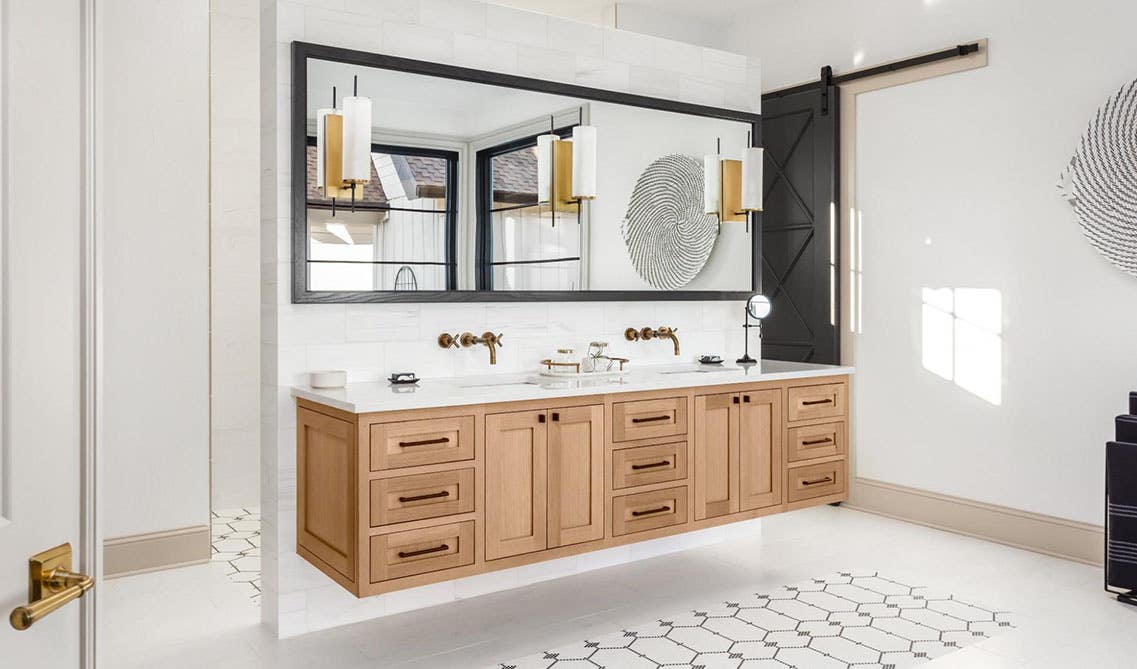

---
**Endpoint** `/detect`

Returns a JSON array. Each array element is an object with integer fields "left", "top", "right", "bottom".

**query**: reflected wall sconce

[
  {"left": 537, "top": 112, "right": 598, "bottom": 215},
  {"left": 704, "top": 134, "right": 763, "bottom": 225},
  {"left": 316, "top": 74, "right": 373, "bottom": 216}
]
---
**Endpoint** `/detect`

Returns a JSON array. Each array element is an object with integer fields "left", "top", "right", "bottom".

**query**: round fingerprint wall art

[{"left": 621, "top": 154, "right": 720, "bottom": 290}]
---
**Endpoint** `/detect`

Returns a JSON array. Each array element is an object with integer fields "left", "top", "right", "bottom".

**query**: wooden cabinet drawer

[
  {"left": 787, "top": 461, "right": 845, "bottom": 503},
  {"left": 370, "top": 468, "right": 475, "bottom": 527},
  {"left": 787, "top": 422, "right": 845, "bottom": 463},
  {"left": 370, "top": 521, "right": 474, "bottom": 582},
  {"left": 612, "top": 441, "right": 687, "bottom": 489},
  {"left": 787, "top": 383, "right": 846, "bottom": 422},
  {"left": 612, "top": 485, "right": 688, "bottom": 536},
  {"left": 370, "top": 416, "right": 474, "bottom": 470},
  {"left": 612, "top": 397, "right": 687, "bottom": 442}
]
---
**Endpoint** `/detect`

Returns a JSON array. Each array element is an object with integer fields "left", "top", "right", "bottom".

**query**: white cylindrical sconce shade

[
  {"left": 741, "top": 146, "right": 764, "bottom": 212},
  {"left": 341, "top": 95, "right": 372, "bottom": 182},
  {"left": 703, "top": 154, "right": 721, "bottom": 215},
  {"left": 536, "top": 133, "right": 557, "bottom": 204},
  {"left": 571, "top": 125, "right": 598, "bottom": 199}
]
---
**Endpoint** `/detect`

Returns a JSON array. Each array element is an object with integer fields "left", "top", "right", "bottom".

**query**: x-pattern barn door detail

[{"left": 760, "top": 85, "right": 840, "bottom": 364}]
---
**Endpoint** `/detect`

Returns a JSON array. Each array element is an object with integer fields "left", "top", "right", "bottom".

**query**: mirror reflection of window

[
  {"left": 305, "top": 142, "right": 456, "bottom": 291},
  {"left": 479, "top": 131, "right": 582, "bottom": 291}
]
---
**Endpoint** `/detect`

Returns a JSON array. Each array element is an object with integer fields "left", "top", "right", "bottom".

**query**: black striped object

[
  {"left": 1058, "top": 79, "right": 1137, "bottom": 278},
  {"left": 620, "top": 154, "right": 719, "bottom": 290}
]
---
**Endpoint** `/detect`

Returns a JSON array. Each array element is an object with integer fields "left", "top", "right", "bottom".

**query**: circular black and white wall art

[
  {"left": 621, "top": 154, "right": 719, "bottom": 290},
  {"left": 1057, "top": 78, "right": 1137, "bottom": 278}
]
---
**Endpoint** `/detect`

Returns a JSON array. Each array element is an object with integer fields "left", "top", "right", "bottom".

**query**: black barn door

[{"left": 760, "top": 85, "right": 840, "bottom": 364}]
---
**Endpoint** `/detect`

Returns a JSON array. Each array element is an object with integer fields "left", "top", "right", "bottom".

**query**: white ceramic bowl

[{"left": 309, "top": 370, "right": 347, "bottom": 388}]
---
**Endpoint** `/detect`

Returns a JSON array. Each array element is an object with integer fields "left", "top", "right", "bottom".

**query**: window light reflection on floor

[{"left": 921, "top": 287, "right": 1003, "bottom": 405}]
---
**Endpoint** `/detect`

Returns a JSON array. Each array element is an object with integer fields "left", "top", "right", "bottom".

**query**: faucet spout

[
  {"left": 460, "top": 331, "right": 504, "bottom": 365},
  {"left": 657, "top": 326, "right": 680, "bottom": 356}
]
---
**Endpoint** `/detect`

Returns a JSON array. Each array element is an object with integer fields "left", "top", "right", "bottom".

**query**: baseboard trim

[
  {"left": 846, "top": 478, "right": 1103, "bottom": 566},
  {"left": 104, "top": 525, "right": 212, "bottom": 578}
]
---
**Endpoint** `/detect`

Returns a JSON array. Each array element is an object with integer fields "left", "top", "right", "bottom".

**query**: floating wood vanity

[{"left": 293, "top": 362, "right": 851, "bottom": 598}]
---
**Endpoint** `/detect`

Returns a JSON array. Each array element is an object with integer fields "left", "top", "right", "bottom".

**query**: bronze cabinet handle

[
  {"left": 802, "top": 398, "right": 833, "bottom": 406},
  {"left": 398, "top": 437, "right": 450, "bottom": 448},
  {"left": 397, "top": 544, "right": 449, "bottom": 559},
  {"left": 631, "top": 460, "right": 671, "bottom": 470},
  {"left": 733, "top": 396, "right": 740, "bottom": 404},
  {"left": 802, "top": 437, "right": 834, "bottom": 446},
  {"left": 632, "top": 505, "right": 671, "bottom": 517},
  {"left": 538, "top": 413, "right": 546, "bottom": 423},
  {"left": 551, "top": 412, "right": 560, "bottom": 422},
  {"left": 801, "top": 476, "right": 834, "bottom": 486},
  {"left": 631, "top": 415, "right": 670, "bottom": 424},
  {"left": 743, "top": 395, "right": 751, "bottom": 403},
  {"left": 398, "top": 490, "right": 450, "bottom": 503}
]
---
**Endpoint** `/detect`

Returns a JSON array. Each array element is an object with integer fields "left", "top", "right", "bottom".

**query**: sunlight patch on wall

[{"left": 921, "top": 287, "right": 1003, "bottom": 405}]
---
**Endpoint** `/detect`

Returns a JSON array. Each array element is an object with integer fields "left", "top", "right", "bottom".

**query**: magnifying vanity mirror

[{"left": 292, "top": 43, "right": 762, "bottom": 303}]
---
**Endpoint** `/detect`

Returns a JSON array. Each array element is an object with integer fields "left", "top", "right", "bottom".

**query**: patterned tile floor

[
  {"left": 497, "top": 571, "right": 1014, "bottom": 669},
  {"left": 210, "top": 506, "right": 261, "bottom": 602}
]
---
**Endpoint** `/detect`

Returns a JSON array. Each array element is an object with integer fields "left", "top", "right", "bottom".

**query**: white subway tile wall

[{"left": 261, "top": 0, "right": 761, "bottom": 637}]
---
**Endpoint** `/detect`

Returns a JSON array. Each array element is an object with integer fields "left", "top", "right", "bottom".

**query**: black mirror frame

[{"left": 291, "top": 41, "right": 763, "bottom": 304}]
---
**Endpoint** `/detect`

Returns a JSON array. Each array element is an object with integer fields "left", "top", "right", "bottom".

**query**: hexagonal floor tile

[
  {"left": 771, "top": 646, "right": 846, "bottom": 669},
  {"left": 735, "top": 607, "right": 799, "bottom": 631},
  {"left": 872, "top": 617, "right": 941, "bottom": 642},
  {"left": 587, "top": 648, "right": 657, "bottom": 668},
  {"left": 629, "top": 636, "right": 695, "bottom": 664},
  {"left": 808, "top": 635, "right": 881, "bottom": 664},
  {"left": 665, "top": 625, "right": 733, "bottom": 653},
  {"left": 701, "top": 615, "right": 769, "bottom": 641},
  {"left": 762, "top": 630, "right": 811, "bottom": 648}
]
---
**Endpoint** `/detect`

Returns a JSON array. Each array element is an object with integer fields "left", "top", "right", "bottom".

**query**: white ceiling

[{"left": 490, "top": 0, "right": 780, "bottom": 28}]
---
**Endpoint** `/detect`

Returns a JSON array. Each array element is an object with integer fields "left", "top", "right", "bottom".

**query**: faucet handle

[
  {"left": 495, "top": 332, "right": 504, "bottom": 347},
  {"left": 437, "top": 333, "right": 461, "bottom": 349}
]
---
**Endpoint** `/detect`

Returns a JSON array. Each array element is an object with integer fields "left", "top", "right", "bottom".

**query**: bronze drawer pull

[
  {"left": 802, "top": 437, "right": 834, "bottom": 446},
  {"left": 398, "top": 437, "right": 450, "bottom": 448},
  {"left": 631, "top": 460, "right": 671, "bottom": 471},
  {"left": 801, "top": 398, "right": 833, "bottom": 406},
  {"left": 398, "top": 490, "right": 450, "bottom": 503},
  {"left": 801, "top": 476, "right": 834, "bottom": 486},
  {"left": 632, "top": 505, "right": 671, "bottom": 517},
  {"left": 397, "top": 543, "right": 449, "bottom": 559},
  {"left": 631, "top": 415, "right": 670, "bottom": 424}
]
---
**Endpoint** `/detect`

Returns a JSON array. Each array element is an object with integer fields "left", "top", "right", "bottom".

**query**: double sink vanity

[{"left": 292, "top": 361, "right": 852, "bottom": 598}]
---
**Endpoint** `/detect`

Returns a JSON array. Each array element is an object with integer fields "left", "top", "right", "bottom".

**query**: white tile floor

[{"left": 100, "top": 506, "right": 1137, "bottom": 668}]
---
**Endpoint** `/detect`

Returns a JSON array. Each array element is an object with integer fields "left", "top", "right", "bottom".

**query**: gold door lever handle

[{"left": 9, "top": 543, "right": 94, "bottom": 631}]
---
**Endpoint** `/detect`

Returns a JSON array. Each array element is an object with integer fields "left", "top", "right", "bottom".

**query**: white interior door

[{"left": 0, "top": 0, "right": 91, "bottom": 665}]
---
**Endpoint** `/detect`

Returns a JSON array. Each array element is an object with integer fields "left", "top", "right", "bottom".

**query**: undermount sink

[
  {"left": 658, "top": 366, "right": 740, "bottom": 374},
  {"left": 452, "top": 378, "right": 539, "bottom": 389}
]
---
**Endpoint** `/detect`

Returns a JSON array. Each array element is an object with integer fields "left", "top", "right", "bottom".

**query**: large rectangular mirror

[{"left": 292, "top": 42, "right": 762, "bottom": 303}]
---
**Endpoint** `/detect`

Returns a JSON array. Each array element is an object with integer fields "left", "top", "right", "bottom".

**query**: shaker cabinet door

[
  {"left": 694, "top": 393, "right": 740, "bottom": 520},
  {"left": 547, "top": 405, "right": 605, "bottom": 548},
  {"left": 739, "top": 389, "right": 783, "bottom": 511},
  {"left": 485, "top": 410, "right": 548, "bottom": 560}
]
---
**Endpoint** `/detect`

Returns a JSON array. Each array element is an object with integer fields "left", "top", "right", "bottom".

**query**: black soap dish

[
  {"left": 388, "top": 372, "right": 420, "bottom": 385},
  {"left": 699, "top": 355, "right": 724, "bottom": 365}
]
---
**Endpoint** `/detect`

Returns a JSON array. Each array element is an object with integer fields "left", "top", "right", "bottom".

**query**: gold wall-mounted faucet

[
  {"left": 460, "top": 331, "right": 504, "bottom": 365},
  {"left": 625, "top": 326, "right": 680, "bottom": 356}
]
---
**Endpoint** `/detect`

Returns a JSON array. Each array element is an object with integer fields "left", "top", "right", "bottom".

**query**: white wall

[
  {"left": 728, "top": 0, "right": 1137, "bottom": 524},
  {"left": 262, "top": 0, "right": 760, "bottom": 637},
  {"left": 102, "top": 0, "right": 210, "bottom": 539},
  {"left": 211, "top": 0, "right": 262, "bottom": 511}
]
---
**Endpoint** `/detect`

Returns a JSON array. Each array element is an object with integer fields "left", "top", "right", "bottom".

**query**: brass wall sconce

[
  {"left": 704, "top": 134, "right": 763, "bottom": 224},
  {"left": 316, "top": 74, "right": 372, "bottom": 214}
]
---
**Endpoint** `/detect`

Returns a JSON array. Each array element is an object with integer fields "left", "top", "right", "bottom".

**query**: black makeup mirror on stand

[{"left": 737, "top": 294, "right": 771, "bottom": 364}]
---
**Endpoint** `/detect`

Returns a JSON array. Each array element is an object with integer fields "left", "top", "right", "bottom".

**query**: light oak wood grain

[
  {"left": 485, "top": 410, "right": 548, "bottom": 560},
  {"left": 547, "top": 405, "right": 605, "bottom": 548}
]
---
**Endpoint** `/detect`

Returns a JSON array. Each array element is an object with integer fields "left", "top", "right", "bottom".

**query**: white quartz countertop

[{"left": 291, "top": 360, "right": 854, "bottom": 415}]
